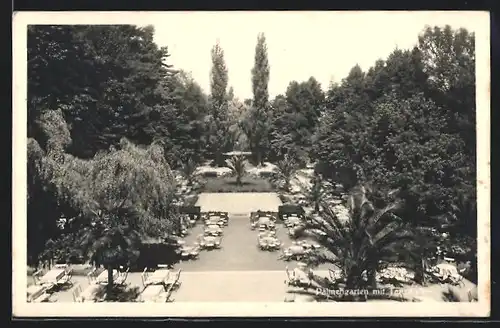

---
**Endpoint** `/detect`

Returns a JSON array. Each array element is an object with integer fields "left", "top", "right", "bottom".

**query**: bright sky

[{"left": 149, "top": 11, "right": 483, "bottom": 100}]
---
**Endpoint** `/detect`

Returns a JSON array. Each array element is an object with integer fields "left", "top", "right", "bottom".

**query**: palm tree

[
  {"left": 298, "top": 184, "right": 418, "bottom": 301},
  {"left": 274, "top": 155, "right": 298, "bottom": 191},
  {"left": 78, "top": 206, "right": 141, "bottom": 298},
  {"left": 226, "top": 155, "right": 246, "bottom": 185}
]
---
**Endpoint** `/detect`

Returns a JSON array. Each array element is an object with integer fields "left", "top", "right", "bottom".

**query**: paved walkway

[
  {"left": 196, "top": 192, "right": 282, "bottom": 213},
  {"left": 50, "top": 270, "right": 315, "bottom": 302}
]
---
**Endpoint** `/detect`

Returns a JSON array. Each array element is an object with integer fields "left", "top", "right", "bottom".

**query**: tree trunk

[
  {"left": 367, "top": 269, "right": 377, "bottom": 289},
  {"left": 236, "top": 175, "right": 242, "bottom": 185},
  {"left": 107, "top": 266, "right": 114, "bottom": 299},
  {"left": 345, "top": 268, "right": 366, "bottom": 301},
  {"left": 314, "top": 202, "right": 320, "bottom": 213},
  {"left": 215, "top": 151, "right": 225, "bottom": 167},
  {"left": 256, "top": 151, "right": 262, "bottom": 167}
]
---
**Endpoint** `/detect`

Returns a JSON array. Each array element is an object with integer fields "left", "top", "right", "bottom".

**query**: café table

[
  {"left": 200, "top": 236, "right": 219, "bottom": 248},
  {"left": 40, "top": 268, "right": 66, "bottom": 285},
  {"left": 288, "top": 245, "right": 306, "bottom": 255},
  {"left": 145, "top": 268, "right": 170, "bottom": 286}
]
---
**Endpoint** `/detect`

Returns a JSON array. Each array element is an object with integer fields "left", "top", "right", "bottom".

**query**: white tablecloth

[
  {"left": 40, "top": 269, "right": 66, "bottom": 284},
  {"left": 145, "top": 269, "right": 170, "bottom": 285},
  {"left": 287, "top": 245, "right": 306, "bottom": 255}
]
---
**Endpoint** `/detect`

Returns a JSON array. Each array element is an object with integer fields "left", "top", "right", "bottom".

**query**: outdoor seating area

[
  {"left": 426, "top": 262, "right": 466, "bottom": 287},
  {"left": 196, "top": 234, "right": 223, "bottom": 250},
  {"left": 139, "top": 265, "right": 182, "bottom": 302},
  {"left": 203, "top": 211, "right": 229, "bottom": 227},
  {"left": 258, "top": 233, "right": 281, "bottom": 251},
  {"left": 282, "top": 263, "right": 336, "bottom": 303},
  {"left": 138, "top": 284, "right": 175, "bottom": 303},
  {"left": 68, "top": 266, "right": 131, "bottom": 302},
  {"left": 27, "top": 283, "right": 53, "bottom": 303},
  {"left": 179, "top": 244, "right": 201, "bottom": 260},
  {"left": 172, "top": 211, "right": 229, "bottom": 262},
  {"left": 28, "top": 264, "right": 74, "bottom": 302},
  {"left": 285, "top": 263, "right": 314, "bottom": 288},
  {"left": 250, "top": 210, "right": 283, "bottom": 252},
  {"left": 280, "top": 240, "right": 320, "bottom": 261},
  {"left": 376, "top": 267, "right": 415, "bottom": 286}
]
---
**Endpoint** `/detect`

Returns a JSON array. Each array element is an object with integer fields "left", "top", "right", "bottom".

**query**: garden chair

[
  {"left": 72, "top": 285, "right": 83, "bottom": 302},
  {"left": 141, "top": 267, "right": 149, "bottom": 287},
  {"left": 57, "top": 268, "right": 74, "bottom": 287},
  {"left": 284, "top": 266, "right": 293, "bottom": 285},
  {"left": 32, "top": 269, "right": 44, "bottom": 285},
  {"left": 328, "top": 269, "right": 342, "bottom": 282},
  {"left": 165, "top": 269, "right": 182, "bottom": 289},
  {"left": 32, "top": 291, "right": 53, "bottom": 303},
  {"left": 115, "top": 267, "right": 129, "bottom": 286},
  {"left": 294, "top": 267, "right": 312, "bottom": 288},
  {"left": 87, "top": 268, "right": 98, "bottom": 284},
  {"left": 27, "top": 283, "right": 53, "bottom": 302},
  {"left": 163, "top": 284, "right": 176, "bottom": 302}
]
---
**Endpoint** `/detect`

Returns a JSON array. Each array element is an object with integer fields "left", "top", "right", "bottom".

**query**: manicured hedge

[{"left": 201, "top": 177, "right": 274, "bottom": 193}]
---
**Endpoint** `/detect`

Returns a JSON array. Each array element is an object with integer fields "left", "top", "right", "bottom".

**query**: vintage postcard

[{"left": 12, "top": 11, "right": 490, "bottom": 317}]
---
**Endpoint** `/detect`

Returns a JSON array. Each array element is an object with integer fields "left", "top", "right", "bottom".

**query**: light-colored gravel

[{"left": 196, "top": 192, "right": 282, "bottom": 213}]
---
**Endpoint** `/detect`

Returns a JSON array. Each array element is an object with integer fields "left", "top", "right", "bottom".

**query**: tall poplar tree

[
  {"left": 208, "top": 41, "right": 231, "bottom": 166},
  {"left": 245, "top": 33, "right": 271, "bottom": 165}
]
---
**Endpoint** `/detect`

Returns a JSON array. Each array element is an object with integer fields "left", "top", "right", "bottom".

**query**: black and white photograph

[{"left": 12, "top": 11, "right": 490, "bottom": 317}]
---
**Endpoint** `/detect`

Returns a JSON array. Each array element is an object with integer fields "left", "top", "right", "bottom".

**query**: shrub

[{"left": 202, "top": 171, "right": 218, "bottom": 178}]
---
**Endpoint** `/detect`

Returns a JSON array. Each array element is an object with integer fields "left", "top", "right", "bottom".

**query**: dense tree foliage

[
  {"left": 313, "top": 25, "right": 476, "bottom": 240},
  {"left": 242, "top": 33, "right": 272, "bottom": 165},
  {"left": 28, "top": 25, "right": 182, "bottom": 159},
  {"left": 207, "top": 42, "right": 232, "bottom": 166},
  {"left": 27, "top": 25, "right": 191, "bottom": 266},
  {"left": 27, "top": 24, "right": 476, "bottom": 287},
  {"left": 28, "top": 109, "right": 178, "bottom": 271},
  {"left": 269, "top": 77, "right": 325, "bottom": 164},
  {"left": 298, "top": 185, "right": 418, "bottom": 299}
]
